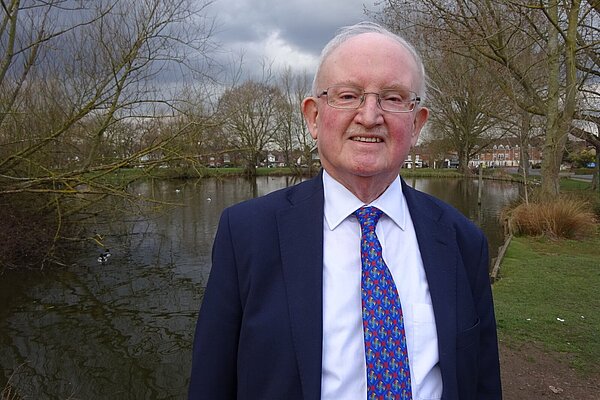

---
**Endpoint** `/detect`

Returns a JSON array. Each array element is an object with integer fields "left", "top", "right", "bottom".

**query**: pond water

[{"left": 0, "top": 176, "right": 520, "bottom": 399}]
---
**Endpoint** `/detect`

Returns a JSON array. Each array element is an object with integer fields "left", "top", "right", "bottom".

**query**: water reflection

[
  {"left": 408, "top": 177, "right": 520, "bottom": 253},
  {"left": 0, "top": 176, "right": 518, "bottom": 399}
]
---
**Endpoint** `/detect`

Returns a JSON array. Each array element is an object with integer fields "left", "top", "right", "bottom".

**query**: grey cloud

[{"left": 204, "top": 0, "right": 379, "bottom": 79}]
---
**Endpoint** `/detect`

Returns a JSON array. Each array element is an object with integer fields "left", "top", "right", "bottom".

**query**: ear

[
  {"left": 302, "top": 97, "right": 319, "bottom": 140},
  {"left": 410, "top": 106, "right": 429, "bottom": 146}
]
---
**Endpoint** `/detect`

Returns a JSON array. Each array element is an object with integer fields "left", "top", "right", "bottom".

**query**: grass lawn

[
  {"left": 560, "top": 177, "right": 595, "bottom": 191},
  {"left": 399, "top": 168, "right": 464, "bottom": 178},
  {"left": 493, "top": 229, "right": 600, "bottom": 374}
]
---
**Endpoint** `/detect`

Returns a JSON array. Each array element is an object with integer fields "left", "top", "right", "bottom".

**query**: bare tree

[
  {"left": 571, "top": 1, "right": 600, "bottom": 190},
  {"left": 276, "top": 67, "right": 314, "bottom": 175},
  {"left": 217, "top": 80, "right": 285, "bottom": 176},
  {"left": 424, "top": 50, "right": 512, "bottom": 174},
  {"left": 572, "top": 86, "right": 600, "bottom": 191},
  {"left": 375, "top": 0, "right": 596, "bottom": 199},
  {"left": 0, "top": 0, "right": 217, "bottom": 268}
]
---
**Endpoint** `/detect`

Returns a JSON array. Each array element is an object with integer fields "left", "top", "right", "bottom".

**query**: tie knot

[{"left": 354, "top": 206, "right": 383, "bottom": 230}]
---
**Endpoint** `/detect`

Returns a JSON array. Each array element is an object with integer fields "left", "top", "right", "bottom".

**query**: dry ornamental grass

[{"left": 504, "top": 197, "right": 597, "bottom": 239}]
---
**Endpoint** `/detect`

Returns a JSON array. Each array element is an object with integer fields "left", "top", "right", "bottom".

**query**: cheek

[
  {"left": 319, "top": 107, "right": 357, "bottom": 132},
  {"left": 318, "top": 113, "right": 340, "bottom": 134},
  {"left": 390, "top": 122, "right": 416, "bottom": 143}
]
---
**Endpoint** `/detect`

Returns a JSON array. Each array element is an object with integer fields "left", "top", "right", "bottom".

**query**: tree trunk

[
  {"left": 458, "top": 150, "right": 470, "bottom": 175},
  {"left": 594, "top": 149, "right": 600, "bottom": 192},
  {"left": 540, "top": 119, "right": 567, "bottom": 198},
  {"left": 593, "top": 123, "right": 600, "bottom": 193},
  {"left": 518, "top": 111, "right": 531, "bottom": 181},
  {"left": 243, "top": 150, "right": 258, "bottom": 177},
  {"left": 540, "top": 0, "right": 580, "bottom": 199},
  {"left": 540, "top": 0, "right": 563, "bottom": 199}
]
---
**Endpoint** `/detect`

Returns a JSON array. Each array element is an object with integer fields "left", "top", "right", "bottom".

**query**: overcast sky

[{"left": 203, "top": 0, "right": 383, "bottom": 80}]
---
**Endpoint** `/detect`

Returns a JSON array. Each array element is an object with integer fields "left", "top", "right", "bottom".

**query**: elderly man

[{"left": 189, "top": 21, "right": 502, "bottom": 400}]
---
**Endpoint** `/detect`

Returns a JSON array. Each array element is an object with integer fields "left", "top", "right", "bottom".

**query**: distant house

[
  {"left": 469, "top": 139, "right": 543, "bottom": 168},
  {"left": 403, "top": 154, "right": 423, "bottom": 169},
  {"left": 266, "top": 152, "right": 287, "bottom": 167},
  {"left": 222, "top": 153, "right": 231, "bottom": 167}
]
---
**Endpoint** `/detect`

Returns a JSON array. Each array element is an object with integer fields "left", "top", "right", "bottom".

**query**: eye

[
  {"left": 381, "top": 91, "right": 409, "bottom": 103},
  {"left": 335, "top": 88, "right": 361, "bottom": 101},
  {"left": 339, "top": 93, "right": 358, "bottom": 100}
]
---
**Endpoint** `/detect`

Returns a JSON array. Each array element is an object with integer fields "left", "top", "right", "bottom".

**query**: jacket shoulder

[
  {"left": 402, "top": 181, "right": 485, "bottom": 239},
  {"left": 223, "top": 175, "right": 323, "bottom": 227}
]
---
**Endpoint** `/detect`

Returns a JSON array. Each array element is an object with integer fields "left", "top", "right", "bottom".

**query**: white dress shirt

[{"left": 320, "top": 171, "right": 443, "bottom": 400}]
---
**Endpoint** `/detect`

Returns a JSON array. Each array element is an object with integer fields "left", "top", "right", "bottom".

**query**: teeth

[{"left": 353, "top": 136, "right": 382, "bottom": 143}]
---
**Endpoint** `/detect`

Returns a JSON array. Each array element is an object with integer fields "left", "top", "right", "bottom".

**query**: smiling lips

[{"left": 352, "top": 136, "right": 383, "bottom": 143}]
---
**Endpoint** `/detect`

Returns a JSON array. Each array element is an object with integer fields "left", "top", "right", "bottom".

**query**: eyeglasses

[{"left": 317, "top": 85, "right": 420, "bottom": 113}]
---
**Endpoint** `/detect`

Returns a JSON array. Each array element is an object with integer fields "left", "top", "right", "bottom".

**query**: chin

[{"left": 351, "top": 166, "right": 387, "bottom": 178}]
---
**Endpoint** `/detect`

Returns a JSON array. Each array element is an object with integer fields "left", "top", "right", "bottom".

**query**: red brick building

[{"left": 468, "top": 139, "right": 543, "bottom": 168}]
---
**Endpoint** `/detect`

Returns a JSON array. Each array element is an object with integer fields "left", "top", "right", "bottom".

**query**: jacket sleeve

[
  {"left": 188, "top": 209, "right": 240, "bottom": 400},
  {"left": 473, "top": 235, "right": 502, "bottom": 399}
]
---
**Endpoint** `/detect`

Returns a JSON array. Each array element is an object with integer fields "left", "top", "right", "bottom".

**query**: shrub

[
  {"left": 1, "top": 383, "right": 23, "bottom": 400},
  {"left": 483, "top": 167, "right": 513, "bottom": 180},
  {"left": 571, "top": 189, "right": 600, "bottom": 220},
  {"left": 1, "top": 371, "right": 23, "bottom": 400},
  {"left": 503, "top": 197, "right": 597, "bottom": 239},
  {"left": 0, "top": 193, "right": 81, "bottom": 270}
]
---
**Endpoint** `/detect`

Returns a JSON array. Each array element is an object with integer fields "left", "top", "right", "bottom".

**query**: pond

[{"left": 0, "top": 175, "right": 520, "bottom": 399}]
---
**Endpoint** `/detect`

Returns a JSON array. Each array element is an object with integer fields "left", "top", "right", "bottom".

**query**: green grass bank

[
  {"left": 493, "top": 230, "right": 600, "bottom": 374},
  {"left": 494, "top": 176, "right": 599, "bottom": 375},
  {"left": 92, "top": 166, "right": 469, "bottom": 186}
]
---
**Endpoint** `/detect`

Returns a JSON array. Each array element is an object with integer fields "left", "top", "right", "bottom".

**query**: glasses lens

[
  {"left": 379, "top": 90, "right": 417, "bottom": 112},
  {"left": 327, "top": 86, "right": 362, "bottom": 109},
  {"left": 324, "top": 86, "right": 418, "bottom": 112}
]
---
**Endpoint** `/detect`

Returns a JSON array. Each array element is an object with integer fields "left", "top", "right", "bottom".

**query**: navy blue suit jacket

[{"left": 189, "top": 173, "right": 502, "bottom": 399}]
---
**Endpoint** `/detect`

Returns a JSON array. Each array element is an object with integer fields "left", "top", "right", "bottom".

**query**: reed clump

[
  {"left": 0, "top": 193, "right": 77, "bottom": 270},
  {"left": 1, "top": 385, "right": 22, "bottom": 400},
  {"left": 1, "top": 376, "right": 23, "bottom": 400},
  {"left": 503, "top": 196, "right": 597, "bottom": 239}
]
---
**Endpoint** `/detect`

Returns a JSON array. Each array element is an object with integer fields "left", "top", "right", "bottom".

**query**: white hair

[{"left": 311, "top": 21, "right": 427, "bottom": 102}]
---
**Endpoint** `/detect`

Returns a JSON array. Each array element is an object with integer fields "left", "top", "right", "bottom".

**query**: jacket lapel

[
  {"left": 277, "top": 175, "right": 324, "bottom": 400},
  {"left": 275, "top": 176, "right": 460, "bottom": 399},
  {"left": 402, "top": 180, "right": 458, "bottom": 395}
]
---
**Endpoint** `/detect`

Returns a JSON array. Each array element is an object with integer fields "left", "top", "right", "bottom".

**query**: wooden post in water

[{"left": 478, "top": 164, "right": 483, "bottom": 205}]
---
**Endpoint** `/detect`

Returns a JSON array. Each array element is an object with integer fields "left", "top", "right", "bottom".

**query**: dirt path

[{"left": 500, "top": 341, "right": 599, "bottom": 400}]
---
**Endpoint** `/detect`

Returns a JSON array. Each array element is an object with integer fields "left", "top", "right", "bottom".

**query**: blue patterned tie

[{"left": 355, "top": 206, "right": 412, "bottom": 400}]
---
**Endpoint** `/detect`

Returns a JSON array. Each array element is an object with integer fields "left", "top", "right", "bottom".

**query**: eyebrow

[{"left": 327, "top": 83, "right": 414, "bottom": 92}]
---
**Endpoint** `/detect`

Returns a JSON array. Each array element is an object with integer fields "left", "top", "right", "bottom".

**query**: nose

[{"left": 354, "top": 92, "right": 384, "bottom": 127}]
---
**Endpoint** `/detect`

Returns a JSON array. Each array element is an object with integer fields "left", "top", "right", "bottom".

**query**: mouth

[{"left": 351, "top": 136, "right": 383, "bottom": 143}]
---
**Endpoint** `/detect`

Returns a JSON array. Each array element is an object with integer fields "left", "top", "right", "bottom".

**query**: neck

[{"left": 326, "top": 170, "right": 397, "bottom": 204}]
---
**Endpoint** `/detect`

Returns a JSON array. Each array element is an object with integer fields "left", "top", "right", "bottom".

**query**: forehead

[{"left": 318, "top": 33, "right": 419, "bottom": 90}]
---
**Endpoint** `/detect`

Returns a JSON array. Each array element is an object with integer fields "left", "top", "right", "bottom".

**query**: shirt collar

[{"left": 322, "top": 170, "right": 407, "bottom": 231}]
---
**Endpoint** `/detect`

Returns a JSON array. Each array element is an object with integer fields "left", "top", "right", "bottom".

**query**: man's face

[{"left": 302, "top": 33, "right": 428, "bottom": 193}]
